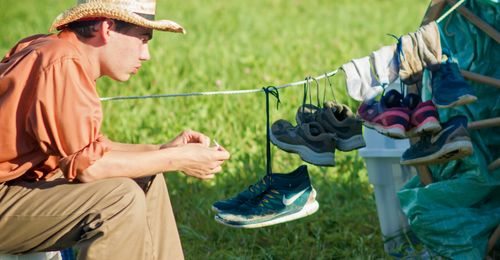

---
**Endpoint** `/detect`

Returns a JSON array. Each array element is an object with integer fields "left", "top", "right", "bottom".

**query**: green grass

[{"left": 1, "top": 0, "right": 429, "bottom": 258}]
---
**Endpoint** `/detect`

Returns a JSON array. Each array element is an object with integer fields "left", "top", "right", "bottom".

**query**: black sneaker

[{"left": 400, "top": 115, "right": 473, "bottom": 165}]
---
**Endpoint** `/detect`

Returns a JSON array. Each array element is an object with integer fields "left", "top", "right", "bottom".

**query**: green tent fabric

[{"left": 397, "top": 0, "right": 500, "bottom": 259}]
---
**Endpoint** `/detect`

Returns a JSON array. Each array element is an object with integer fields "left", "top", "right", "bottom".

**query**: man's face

[{"left": 102, "top": 23, "right": 153, "bottom": 81}]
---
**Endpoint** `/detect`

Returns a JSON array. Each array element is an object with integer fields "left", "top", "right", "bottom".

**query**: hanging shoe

[
  {"left": 314, "top": 101, "right": 365, "bottom": 151},
  {"left": 215, "top": 165, "right": 319, "bottom": 228},
  {"left": 295, "top": 103, "right": 320, "bottom": 124},
  {"left": 404, "top": 93, "right": 442, "bottom": 137},
  {"left": 400, "top": 115, "right": 473, "bottom": 165},
  {"left": 431, "top": 59, "right": 477, "bottom": 108},
  {"left": 296, "top": 101, "right": 365, "bottom": 151},
  {"left": 212, "top": 174, "right": 272, "bottom": 212},
  {"left": 270, "top": 119, "right": 336, "bottom": 166},
  {"left": 357, "top": 89, "right": 410, "bottom": 139}
]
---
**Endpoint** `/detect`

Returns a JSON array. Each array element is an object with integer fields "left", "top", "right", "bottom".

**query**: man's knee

[
  {"left": 106, "top": 177, "right": 147, "bottom": 213},
  {"left": 84, "top": 177, "right": 148, "bottom": 225},
  {"left": 80, "top": 178, "right": 148, "bottom": 240}
]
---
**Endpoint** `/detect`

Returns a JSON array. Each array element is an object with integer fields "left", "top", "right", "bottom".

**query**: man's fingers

[
  {"left": 203, "top": 174, "right": 215, "bottom": 179},
  {"left": 209, "top": 165, "right": 223, "bottom": 174},
  {"left": 184, "top": 129, "right": 210, "bottom": 146},
  {"left": 214, "top": 145, "right": 228, "bottom": 152},
  {"left": 214, "top": 150, "right": 230, "bottom": 160},
  {"left": 195, "top": 133, "right": 210, "bottom": 146},
  {"left": 195, "top": 173, "right": 215, "bottom": 180}
]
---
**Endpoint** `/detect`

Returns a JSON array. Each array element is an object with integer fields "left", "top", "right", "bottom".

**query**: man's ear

[{"left": 96, "top": 19, "right": 114, "bottom": 43}]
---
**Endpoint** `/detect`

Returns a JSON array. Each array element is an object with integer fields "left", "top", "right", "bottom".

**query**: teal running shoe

[
  {"left": 215, "top": 165, "right": 319, "bottom": 228},
  {"left": 212, "top": 174, "right": 272, "bottom": 212}
]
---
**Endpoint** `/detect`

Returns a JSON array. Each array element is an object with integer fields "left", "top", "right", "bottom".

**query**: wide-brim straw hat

[{"left": 50, "top": 0, "right": 185, "bottom": 34}]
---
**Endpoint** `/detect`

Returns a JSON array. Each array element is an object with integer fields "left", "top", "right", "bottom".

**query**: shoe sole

[
  {"left": 269, "top": 133, "right": 335, "bottom": 166},
  {"left": 214, "top": 200, "right": 319, "bottom": 229},
  {"left": 400, "top": 140, "right": 473, "bottom": 166},
  {"left": 336, "top": 135, "right": 366, "bottom": 151},
  {"left": 362, "top": 121, "right": 407, "bottom": 139},
  {"left": 433, "top": 95, "right": 477, "bottom": 109},
  {"left": 407, "top": 119, "right": 442, "bottom": 137}
]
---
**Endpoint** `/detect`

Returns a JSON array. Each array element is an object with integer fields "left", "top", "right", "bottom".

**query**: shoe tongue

[
  {"left": 323, "top": 101, "right": 337, "bottom": 109},
  {"left": 323, "top": 100, "right": 344, "bottom": 116},
  {"left": 382, "top": 89, "right": 403, "bottom": 108},
  {"left": 403, "top": 93, "right": 421, "bottom": 110}
]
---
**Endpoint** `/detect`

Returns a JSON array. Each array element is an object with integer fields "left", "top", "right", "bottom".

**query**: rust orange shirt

[{"left": 0, "top": 33, "right": 111, "bottom": 182}]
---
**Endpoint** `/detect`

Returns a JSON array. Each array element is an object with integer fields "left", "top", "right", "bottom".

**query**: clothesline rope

[
  {"left": 436, "top": 0, "right": 466, "bottom": 23},
  {"left": 100, "top": 1, "right": 466, "bottom": 102},
  {"left": 100, "top": 70, "right": 338, "bottom": 101}
]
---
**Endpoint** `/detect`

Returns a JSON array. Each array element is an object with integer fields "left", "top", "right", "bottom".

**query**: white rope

[
  {"left": 436, "top": 0, "right": 467, "bottom": 23},
  {"left": 100, "top": 70, "right": 338, "bottom": 101},
  {"left": 100, "top": 0, "right": 467, "bottom": 103}
]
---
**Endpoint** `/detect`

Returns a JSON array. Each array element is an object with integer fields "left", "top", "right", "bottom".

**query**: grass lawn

[{"left": 1, "top": 0, "right": 429, "bottom": 258}]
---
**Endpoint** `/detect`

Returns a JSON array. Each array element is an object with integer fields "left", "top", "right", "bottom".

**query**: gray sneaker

[
  {"left": 302, "top": 101, "right": 365, "bottom": 151},
  {"left": 295, "top": 104, "right": 320, "bottom": 124},
  {"left": 270, "top": 119, "right": 336, "bottom": 166}
]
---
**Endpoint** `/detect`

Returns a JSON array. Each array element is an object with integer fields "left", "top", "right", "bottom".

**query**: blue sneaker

[
  {"left": 400, "top": 115, "right": 473, "bottom": 165},
  {"left": 212, "top": 174, "right": 272, "bottom": 212},
  {"left": 215, "top": 165, "right": 319, "bottom": 228},
  {"left": 431, "top": 59, "right": 477, "bottom": 108}
]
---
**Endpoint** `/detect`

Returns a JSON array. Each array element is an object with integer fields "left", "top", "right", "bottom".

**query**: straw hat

[{"left": 50, "top": 0, "right": 185, "bottom": 33}]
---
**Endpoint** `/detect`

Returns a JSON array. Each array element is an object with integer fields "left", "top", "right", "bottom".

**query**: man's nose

[{"left": 140, "top": 43, "right": 150, "bottom": 61}]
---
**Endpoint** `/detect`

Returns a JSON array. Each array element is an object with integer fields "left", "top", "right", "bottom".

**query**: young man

[{"left": 0, "top": 0, "right": 230, "bottom": 259}]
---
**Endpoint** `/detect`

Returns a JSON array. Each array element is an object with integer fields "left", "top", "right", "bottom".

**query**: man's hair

[{"left": 66, "top": 19, "right": 136, "bottom": 38}]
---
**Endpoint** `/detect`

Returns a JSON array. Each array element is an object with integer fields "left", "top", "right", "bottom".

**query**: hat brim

[{"left": 50, "top": 3, "right": 185, "bottom": 34}]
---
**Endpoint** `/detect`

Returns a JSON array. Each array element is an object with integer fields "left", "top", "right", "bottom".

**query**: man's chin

[{"left": 109, "top": 74, "right": 132, "bottom": 82}]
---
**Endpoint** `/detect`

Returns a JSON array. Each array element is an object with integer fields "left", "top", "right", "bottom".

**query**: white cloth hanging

[
  {"left": 370, "top": 44, "right": 399, "bottom": 86},
  {"left": 341, "top": 57, "right": 383, "bottom": 101}
]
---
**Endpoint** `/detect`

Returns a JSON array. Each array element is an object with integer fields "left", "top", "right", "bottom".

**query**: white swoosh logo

[
  {"left": 282, "top": 188, "right": 309, "bottom": 206},
  {"left": 431, "top": 125, "right": 454, "bottom": 144}
]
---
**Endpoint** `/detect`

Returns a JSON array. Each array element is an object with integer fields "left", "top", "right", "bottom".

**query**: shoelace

[
  {"left": 248, "top": 174, "right": 271, "bottom": 193},
  {"left": 263, "top": 86, "right": 281, "bottom": 176},
  {"left": 258, "top": 189, "right": 281, "bottom": 208},
  {"left": 258, "top": 88, "right": 282, "bottom": 210},
  {"left": 387, "top": 33, "right": 412, "bottom": 98},
  {"left": 387, "top": 33, "right": 404, "bottom": 69},
  {"left": 324, "top": 73, "right": 338, "bottom": 104},
  {"left": 300, "top": 76, "right": 322, "bottom": 114}
]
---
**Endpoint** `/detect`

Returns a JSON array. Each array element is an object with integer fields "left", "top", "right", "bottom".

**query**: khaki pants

[{"left": 0, "top": 172, "right": 184, "bottom": 260}]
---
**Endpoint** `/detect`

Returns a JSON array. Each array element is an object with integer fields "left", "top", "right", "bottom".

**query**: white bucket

[{"left": 359, "top": 127, "right": 416, "bottom": 254}]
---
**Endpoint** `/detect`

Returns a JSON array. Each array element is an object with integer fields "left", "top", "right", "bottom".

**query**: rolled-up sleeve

[{"left": 27, "top": 56, "right": 110, "bottom": 180}]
